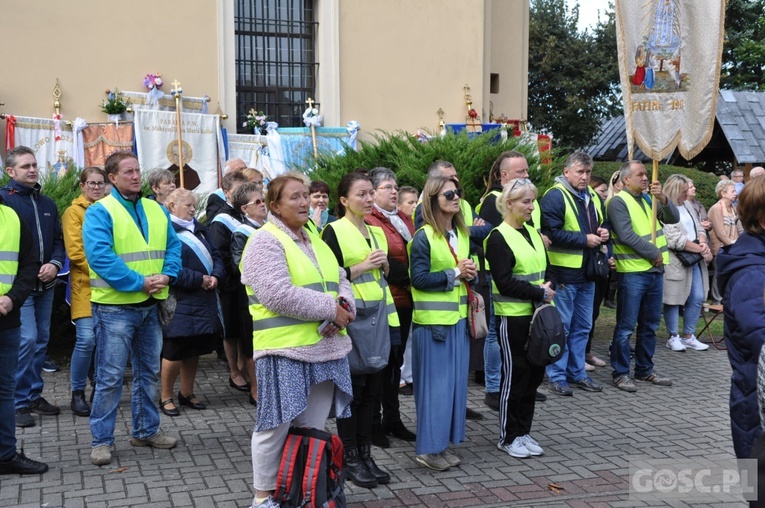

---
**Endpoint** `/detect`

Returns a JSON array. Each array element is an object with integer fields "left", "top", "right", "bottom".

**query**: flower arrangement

[
  {"left": 143, "top": 73, "right": 163, "bottom": 91},
  {"left": 244, "top": 109, "right": 271, "bottom": 134},
  {"left": 468, "top": 108, "right": 479, "bottom": 119},
  {"left": 101, "top": 88, "right": 131, "bottom": 115}
]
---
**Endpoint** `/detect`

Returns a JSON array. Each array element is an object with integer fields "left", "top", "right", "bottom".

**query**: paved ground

[{"left": 0, "top": 336, "right": 749, "bottom": 508}]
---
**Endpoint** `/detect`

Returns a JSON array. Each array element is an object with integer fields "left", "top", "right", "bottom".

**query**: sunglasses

[
  {"left": 509, "top": 178, "right": 532, "bottom": 193},
  {"left": 440, "top": 188, "right": 463, "bottom": 201},
  {"left": 245, "top": 199, "right": 264, "bottom": 206}
]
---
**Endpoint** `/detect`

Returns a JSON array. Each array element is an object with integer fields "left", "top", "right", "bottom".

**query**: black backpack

[{"left": 526, "top": 302, "right": 565, "bottom": 367}]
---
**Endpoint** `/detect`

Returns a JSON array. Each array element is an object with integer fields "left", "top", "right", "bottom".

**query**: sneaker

[
  {"left": 440, "top": 449, "right": 461, "bottom": 467},
  {"left": 0, "top": 450, "right": 48, "bottom": 475},
  {"left": 130, "top": 431, "right": 178, "bottom": 449},
  {"left": 520, "top": 435, "right": 544, "bottom": 456},
  {"left": 586, "top": 354, "right": 607, "bottom": 367},
  {"left": 585, "top": 363, "right": 595, "bottom": 372},
  {"left": 635, "top": 372, "right": 672, "bottom": 386},
  {"left": 549, "top": 381, "right": 573, "bottom": 396},
  {"left": 29, "top": 397, "right": 60, "bottom": 416},
  {"left": 415, "top": 453, "right": 451, "bottom": 471},
  {"left": 42, "top": 358, "right": 60, "bottom": 373},
  {"left": 570, "top": 378, "right": 603, "bottom": 392},
  {"left": 613, "top": 375, "right": 637, "bottom": 393},
  {"left": 484, "top": 392, "right": 500, "bottom": 411},
  {"left": 90, "top": 445, "right": 112, "bottom": 466},
  {"left": 15, "top": 407, "right": 34, "bottom": 428},
  {"left": 666, "top": 335, "right": 686, "bottom": 351},
  {"left": 681, "top": 335, "right": 709, "bottom": 351},
  {"left": 498, "top": 437, "right": 531, "bottom": 458},
  {"left": 252, "top": 496, "right": 280, "bottom": 508}
]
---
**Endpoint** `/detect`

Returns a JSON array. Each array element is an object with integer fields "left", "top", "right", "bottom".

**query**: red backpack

[{"left": 274, "top": 427, "right": 346, "bottom": 508}]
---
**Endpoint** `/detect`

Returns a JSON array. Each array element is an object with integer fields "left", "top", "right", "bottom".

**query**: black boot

[
  {"left": 370, "top": 423, "right": 390, "bottom": 448},
  {"left": 358, "top": 443, "right": 390, "bottom": 484},
  {"left": 344, "top": 446, "right": 377, "bottom": 488},
  {"left": 71, "top": 390, "right": 91, "bottom": 417}
]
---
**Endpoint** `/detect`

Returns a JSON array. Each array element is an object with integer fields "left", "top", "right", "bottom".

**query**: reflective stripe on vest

[
  {"left": 544, "top": 184, "right": 603, "bottom": 269},
  {"left": 486, "top": 222, "right": 546, "bottom": 317},
  {"left": 611, "top": 193, "right": 670, "bottom": 272},
  {"left": 323, "top": 218, "right": 399, "bottom": 327},
  {"left": 0, "top": 206, "right": 20, "bottom": 295},
  {"left": 409, "top": 225, "right": 470, "bottom": 325},
  {"left": 89, "top": 195, "right": 169, "bottom": 304},
  {"left": 247, "top": 222, "right": 343, "bottom": 351}
]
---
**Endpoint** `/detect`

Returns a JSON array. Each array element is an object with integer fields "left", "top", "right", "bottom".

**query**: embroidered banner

[
  {"left": 133, "top": 109, "right": 224, "bottom": 195},
  {"left": 82, "top": 123, "right": 134, "bottom": 169},
  {"left": 615, "top": 0, "right": 725, "bottom": 160},
  {"left": 226, "top": 133, "right": 282, "bottom": 180},
  {"left": 6, "top": 115, "right": 78, "bottom": 178},
  {"left": 121, "top": 90, "right": 209, "bottom": 113}
]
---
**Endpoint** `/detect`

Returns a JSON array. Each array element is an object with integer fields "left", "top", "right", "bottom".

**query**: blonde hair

[
  {"left": 496, "top": 179, "right": 537, "bottom": 218},
  {"left": 420, "top": 176, "right": 467, "bottom": 237},
  {"left": 166, "top": 188, "right": 197, "bottom": 209},
  {"left": 663, "top": 174, "right": 691, "bottom": 205}
]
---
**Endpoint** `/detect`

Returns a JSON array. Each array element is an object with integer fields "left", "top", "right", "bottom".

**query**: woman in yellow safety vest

[
  {"left": 240, "top": 173, "right": 355, "bottom": 508},
  {"left": 321, "top": 171, "right": 398, "bottom": 489},
  {"left": 408, "top": 175, "right": 477, "bottom": 472},
  {"left": 484, "top": 179, "right": 555, "bottom": 459}
]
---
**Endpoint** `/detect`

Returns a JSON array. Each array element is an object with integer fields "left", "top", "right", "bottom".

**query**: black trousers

[
  {"left": 336, "top": 370, "right": 383, "bottom": 450},
  {"left": 372, "top": 306, "right": 412, "bottom": 428},
  {"left": 497, "top": 315, "right": 545, "bottom": 445},
  {"left": 587, "top": 274, "right": 610, "bottom": 354}
]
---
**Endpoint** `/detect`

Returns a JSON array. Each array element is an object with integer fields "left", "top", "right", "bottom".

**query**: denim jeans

[
  {"left": 483, "top": 276, "right": 501, "bottom": 393},
  {"left": 663, "top": 263, "right": 704, "bottom": 337},
  {"left": 546, "top": 281, "right": 595, "bottom": 384},
  {"left": 15, "top": 287, "right": 55, "bottom": 409},
  {"left": 0, "top": 327, "right": 20, "bottom": 460},
  {"left": 90, "top": 303, "right": 162, "bottom": 448},
  {"left": 611, "top": 272, "right": 663, "bottom": 379},
  {"left": 71, "top": 317, "right": 96, "bottom": 392}
]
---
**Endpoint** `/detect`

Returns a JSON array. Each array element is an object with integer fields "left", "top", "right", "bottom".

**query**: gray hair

[
  {"left": 148, "top": 169, "right": 174, "bottom": 189},
  {"left": 619, "top": 160, "right": 643, "bottom": 184},
  {"left": 715, "top": 179, "right": 735, "bottom": 198},
  {"left": 5, "top": 146, "right": 35, "bottom": 168},
  {"left": 166, "top": 188, "right": 197, "bottom": 208},
  {"left": 231, "top": 182, "right": 263, "bottom": 211},
  {"left": 563, "top": 151, "right": 593, "bottom": 171},
  {"left": 368, "top": 167, "right": 397, "bottom": 189},
  {"left": 731, "top": 169, "right": 744, "bottom": 178},
  {"left": 427, "top": 160, "right": 455, "bottom": 179}
]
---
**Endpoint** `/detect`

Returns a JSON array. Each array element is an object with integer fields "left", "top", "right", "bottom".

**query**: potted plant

[
  {"left": 102, "top": 88, "right": 131, "bottom": 121},
  {"left": 243, "top": 108, "right": 271, "bottom": 135}
]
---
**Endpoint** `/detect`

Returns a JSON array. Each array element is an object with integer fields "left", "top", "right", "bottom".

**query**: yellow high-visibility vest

[
  {"left": 611, "top": 193, "right": 670, "bottom": 272},
  {"left": 544, "top": 183, "right": 603, "bottom": 269},
  {"left": 0, "top": 205, "right": 20, "bottom": 296}
]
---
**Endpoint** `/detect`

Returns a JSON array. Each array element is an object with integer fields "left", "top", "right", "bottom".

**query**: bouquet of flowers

[
  {"left": 101, "top": 88, "right": 131, "bottom": 114},
  {"left": 143, "top": 73, "right": 163, "bottom": 91},
  {"left": 244, "top": 109, "right": 271, "bottom": 135}
]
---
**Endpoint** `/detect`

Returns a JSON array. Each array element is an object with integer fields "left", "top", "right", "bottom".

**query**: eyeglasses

[
  {"left": 245, "top": 199, "right": 264, "bottom": 206},
  {"left": 377, "top": 185, "right": 399, "bottom": 192},
  {"left": 509, "top": 178, "right": 532, "bottom": 193},
  {"left": 440, "top": 188, "right": 463, "bottom": 201},
  {"left": 85, "top": 181, "right": 106, "bottom": 188}
]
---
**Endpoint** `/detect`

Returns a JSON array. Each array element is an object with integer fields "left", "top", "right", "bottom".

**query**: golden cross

[
  {"left": 249, "top": 108, "right": 257, "bottom": 117},
  {"left": 171, "top": 80, "right": 182, "bottom": 94},
  {"left": 305, "top": 97, "right": 315, "bottom": 109}
]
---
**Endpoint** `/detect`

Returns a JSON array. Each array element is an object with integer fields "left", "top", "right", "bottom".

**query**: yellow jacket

[{"left": 62, "top": 194, "right": 94, "bottom": 320}]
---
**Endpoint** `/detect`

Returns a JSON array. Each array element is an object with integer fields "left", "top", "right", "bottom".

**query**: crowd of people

[{"left": 1, "top": 145, "right": 765, "bottom": 508}]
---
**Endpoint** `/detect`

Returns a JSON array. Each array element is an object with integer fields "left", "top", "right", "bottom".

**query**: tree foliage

[
  {"left": 528, "top": 0, "right": 620, "bottom": 151},
  {"left": 721, "top": 0, "right": 765, "bottom": 90}
]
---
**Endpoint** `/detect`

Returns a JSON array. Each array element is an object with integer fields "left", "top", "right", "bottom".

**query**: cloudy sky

[{"left": 576, "top": 0, "right": 613, "bottom": 31}]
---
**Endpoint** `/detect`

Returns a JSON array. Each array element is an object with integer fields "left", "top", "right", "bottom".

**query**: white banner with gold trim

[
  {"left": 616, "top": 0, "right": 725, "bottom": 160},
  {"left": 10, "top": 116, "right": 79, "bottom": 178},
  {"left": 133, "top": 109, "right": 224, "bottom": 195}
]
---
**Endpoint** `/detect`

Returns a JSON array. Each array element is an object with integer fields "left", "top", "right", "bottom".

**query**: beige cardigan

[{"left": 661, "top": 201, "right": 709, "bottom": 306}]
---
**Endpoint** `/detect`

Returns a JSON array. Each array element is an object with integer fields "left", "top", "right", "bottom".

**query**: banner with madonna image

[
  {"left": 615, "top": 0, "right": 725, "bottom": 160},
  {"left": 5, "top": 115, "right": 84, "bottom": 178}
]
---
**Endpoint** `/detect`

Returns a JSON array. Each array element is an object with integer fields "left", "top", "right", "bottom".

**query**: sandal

[{"left": 160, "top": 398, "right": 180, "bottom": 417}]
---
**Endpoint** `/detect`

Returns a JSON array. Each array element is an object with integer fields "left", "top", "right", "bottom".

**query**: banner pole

[
  {"left": 651, "top": 159, "right": 659, "bottom": 244},
  {"left": 171, "top": 80, "right": 184, "bottom": 189}
]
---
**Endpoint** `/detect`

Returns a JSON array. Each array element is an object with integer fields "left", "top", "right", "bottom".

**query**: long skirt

[{"left": 412, "top": 319, "right": 469, "bottom": 455}]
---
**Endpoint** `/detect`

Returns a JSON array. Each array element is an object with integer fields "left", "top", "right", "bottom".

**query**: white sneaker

[
  {"left": 666, "top": 335, "right": 686, "bottom": 351},
  {"left": 585, "top": 363, "right": 595, "bottom": 372},
  {"left": 681, "top": 335, "right": 709, "bottom": 351},
  {"left": 498, "top": 437, "right": 531, "bottom": 458},
  {"left": 520, "top": 434, "right": 544, "bottom": 456}
]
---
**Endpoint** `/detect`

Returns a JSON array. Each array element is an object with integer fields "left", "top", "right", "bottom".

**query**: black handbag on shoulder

[{"left": 673, "top": 239, "right": 702, "bottom": 267}]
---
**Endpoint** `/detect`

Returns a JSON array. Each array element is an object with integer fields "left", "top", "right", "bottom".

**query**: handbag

[
  {"left": 345, "top": 230, "right": 391, "bottom": 375},
  {"left": 673, "top": 239, "right": 702, "bottom": 267},
  {"left": 586, "top": 247, "right": 610, "bottom": 282},
  {"left": 446, "top": 236, "right": 488, "bottom": 340}
]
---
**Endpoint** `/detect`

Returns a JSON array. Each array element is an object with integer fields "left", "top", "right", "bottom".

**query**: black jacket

[{"left": 0, "top": 197, "right": 40, "bottom": 330}]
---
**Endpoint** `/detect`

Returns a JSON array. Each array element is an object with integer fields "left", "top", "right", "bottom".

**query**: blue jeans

[
  {"left": 611, "top": 272, "right": 663, "bottom": 379},
  {"left": 0, "top": 327, "right": 20, "bottom": 460},
  {"left": 546, "top": 281, "right": 594, "bottom": 384},
  {"left": 90, "top": 303, "right": 162, "bottom": 448},
  {"left": 663, "top": 263, "right": 704, "bottom": 337},
  {"left": 483, "top": 276, "right": 501, "bottom": 393},
  {"left": 15, "top": 288, "right": 55, "bottom": 409},
  {"left": 71, "top": 317, "right": 96, "bottom": 392}
]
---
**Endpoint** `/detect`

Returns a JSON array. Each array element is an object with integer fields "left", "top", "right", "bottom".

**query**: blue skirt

[{"left": 412, "top": 319, "right": 470, "bottom": 455}]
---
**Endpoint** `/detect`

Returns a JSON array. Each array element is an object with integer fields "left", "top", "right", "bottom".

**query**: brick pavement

[{"left": 0, "top": 340, "right": 749, "bottom": 507}]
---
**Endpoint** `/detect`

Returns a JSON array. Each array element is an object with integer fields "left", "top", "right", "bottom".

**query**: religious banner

[
  {"left": 5, "top": 115, "right": 79, "bottom": 178},
  {"left": 121, "top": 90, "right": 209, "bottom": 114},
  {"left": 615, "top": 0, "right": 726, "bottom": 160},
  {"left": 277, "top": 127, "right": 354, "bottom": 171},
  {"left": 82, "top": 123, "right": 135, "bottom": 168},
  {"left": 133, "top": 109, "right": 224, "bottom": 195},
  {"left": 226, "top": 133, "right": 282, "bottom": 180}
]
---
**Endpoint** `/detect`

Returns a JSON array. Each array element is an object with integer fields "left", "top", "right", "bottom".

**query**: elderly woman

[
  {"left": 718, "top": 177, "right": 765, "bottom": 459},
  {"left": 241, "top": 173, "right": 354, "bottom": 508},
  {"left": 159, "top": 189, "right": 225, "bottom": 416},
  {"left": 365, "top": 167, "right": 417, "bottom": 448},
  {"left": 661, "top": 175, "right": 711, "bottom": 353},
  {"left": 485, "top": 179, "right": 554, "bottom": 459},
  {"left": 308, "top": 180, "right": 337, "bottom": 232},
  {"left": 62, "top": 167, "right": 107, "bottom": 416},
  {"left": 148, "top": 169, "right": 176, "bottom": 206},
  {"left": 708, "top": 179, "right": 740, "bottom": 305},
  {"left": 409, "top": 176, "right": 477, "bottom": 472},
  {"left": 231, "top": 182, "right": 268, "bottom": 406}
]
